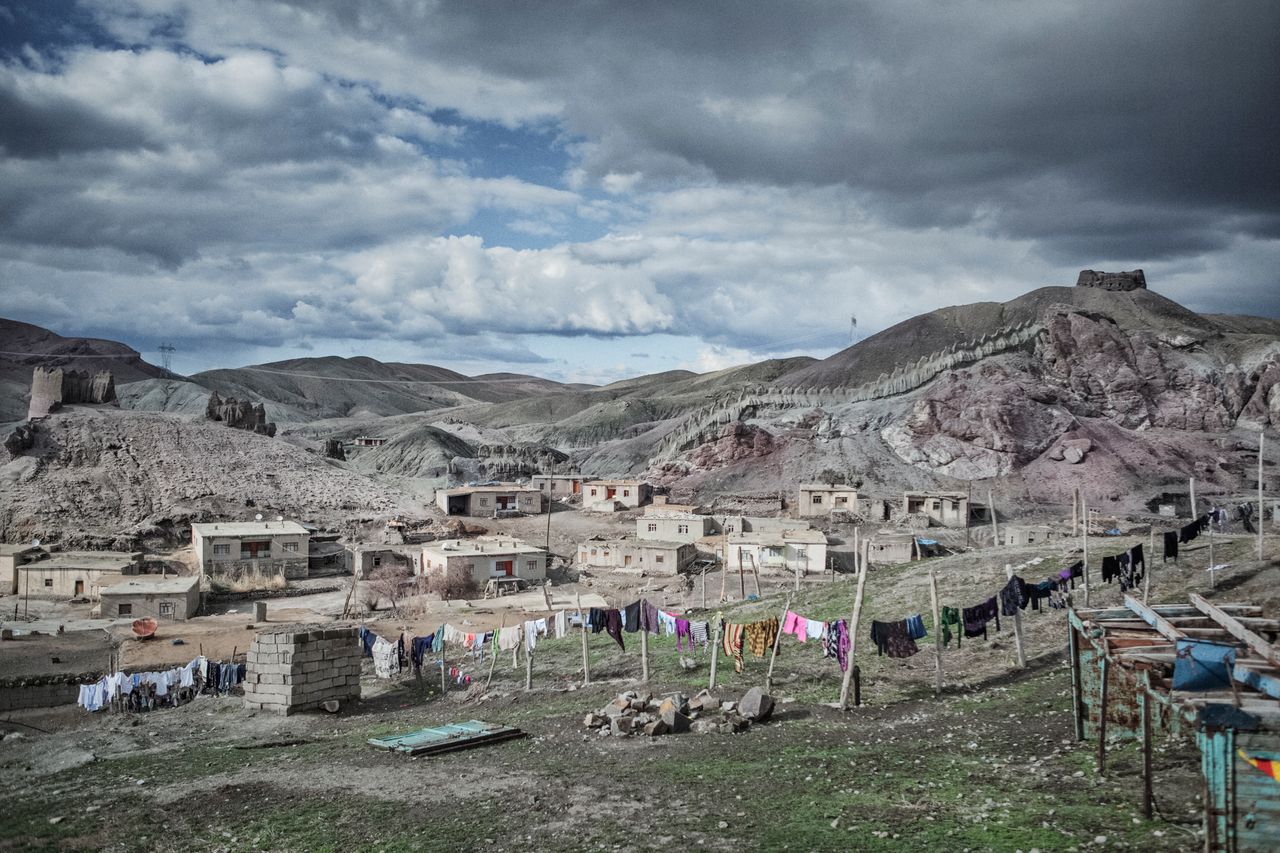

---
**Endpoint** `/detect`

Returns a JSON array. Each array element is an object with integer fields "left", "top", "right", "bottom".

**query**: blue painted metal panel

[{"left": 1234, "top": 664, "right": 1280, "bottom": 700}]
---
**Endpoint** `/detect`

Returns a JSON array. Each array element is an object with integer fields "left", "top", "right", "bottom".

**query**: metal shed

[{"left": 1069, "top": 594, "right": 1280, "bottom": 852}]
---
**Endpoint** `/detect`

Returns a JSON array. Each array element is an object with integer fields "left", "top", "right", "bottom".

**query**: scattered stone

[
  {"left": 643, "top": 720, "right": 670, "bottom": 737},
  {"left": 738, "top": 687, "right": 774, "bottom": 723}
]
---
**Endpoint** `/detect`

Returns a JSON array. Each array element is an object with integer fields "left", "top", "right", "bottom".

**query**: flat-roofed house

[
  {"left": 722, "top": 528, "right": 828, "bottom": 576},
  {"left": 903, "top": 491, "right": 969, "bottom": 527},
  {"left": 2, "top": 543, "right": 44, "bottom": 594},
  {"left": 637, "top": 508, "right": 715, "bottom": 543},
  {"left": 797, "top": 484, "right": 859, "bottom": 517},
  {"left": 435, "top": 485, "right": 543, "bottom": 517},
  {"left": 97, "top": 575, "right": 201, "bottom": 620},
  {"left": 191, "top": 520, "right": 311, "bottom": 581},
  {"left": 530, "top": 474, "right": 593, "bottom": 499},
  {"left": 16, "top": 551, "right": 143, "bottom": 599},
  {"left": 583, "top": 479, "right": 652, "bottom": 511},
  {"left": 419, "top": 536, "right": 547, "bottom": 587},
  {"left": 577, "top": 538, "right": 697, "bottom": 575}
]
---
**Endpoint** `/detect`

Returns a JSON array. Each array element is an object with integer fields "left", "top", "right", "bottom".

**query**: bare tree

[
  {"left": 366, "top": 563, "right": 413, "bottom": 614},
  {"left": 425, "top": 564, "right": 479, "bottom": 602}
]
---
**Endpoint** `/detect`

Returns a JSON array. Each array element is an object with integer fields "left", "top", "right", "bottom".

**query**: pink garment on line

[{"left": 783, "top": 610, "right": 807, "bottom": 642}]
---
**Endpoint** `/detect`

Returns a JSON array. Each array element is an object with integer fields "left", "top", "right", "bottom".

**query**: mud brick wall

[{"left": 243, "top": 626, "right": 360, "bottom": 715}]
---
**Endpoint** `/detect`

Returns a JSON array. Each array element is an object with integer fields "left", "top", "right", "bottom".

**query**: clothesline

[{"left": 76, "top": 655, "right": 244, "bottom": 712}]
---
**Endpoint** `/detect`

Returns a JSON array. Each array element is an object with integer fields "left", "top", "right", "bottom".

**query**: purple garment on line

[
  {"left": 640, "top": 600, "right": 660, "bottom": 635},
  {"left": 675, "top": 618, "right": 692, "bottom": 651}
]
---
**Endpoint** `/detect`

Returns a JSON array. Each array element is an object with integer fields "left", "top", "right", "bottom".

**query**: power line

[{"left": 0, "top": 350, "right": 144, "bottom": 359}]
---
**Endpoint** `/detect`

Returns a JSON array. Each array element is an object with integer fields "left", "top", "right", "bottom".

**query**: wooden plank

[
  {"left": 1191, "top": 593, "right": 1280, "bottom": 668},
  {"left": 1123, "top": 595, "right": 1185, "bottom": 643},
  {"left": 1234, "top": 663, "right": 1280, "bottom": 700}
]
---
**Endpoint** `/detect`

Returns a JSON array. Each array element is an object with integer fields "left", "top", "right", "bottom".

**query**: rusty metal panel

[{"left": 1232, "top": 731, "right": 1280, "bottom": 852}]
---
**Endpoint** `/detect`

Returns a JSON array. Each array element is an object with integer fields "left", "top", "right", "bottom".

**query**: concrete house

[
  {"left": 903, "top": 491, "right": 970, "bottom": 527},
  {"left": 2, "top": 543, "right": 44, "bottom": 595},
  {"left": 583, "top": 479, "right": 652, "bottom": 511},
  {"left": 419, "top": 536, "right": 547, "bottom": 587},
  {"left": 530, "top": 474, "right": 593, "bottom": 499},
  {"left": 796, "top": 484, "right": 860, "bottom": 517},
  {"left": 722, "top": 528, "right": 828, "bottom": 576},
  {"left": 866, "top": 536, "right": 916, "bottom": 566},
  {"left": 191, "top": 520, "right": 311, "bottom": 581},
  {"left": 577, "top": 538, "right": 697, "bottom": 575},
  {"left": 97, "top": 575, "right": 201, "bottom": 621},
  {"left": 637, "top": 508, "right": 715, "bottom": 544},
  {"left": 15, "top": 551, "right": 144, "bottom": 599},
  {"left": 435, "top": 484, "right": 543, "bottom": 517}
]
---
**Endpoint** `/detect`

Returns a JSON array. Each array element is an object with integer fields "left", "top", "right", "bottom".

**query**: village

[{"left": 3, "top": 452, "right": 1280, "bottom": 851}]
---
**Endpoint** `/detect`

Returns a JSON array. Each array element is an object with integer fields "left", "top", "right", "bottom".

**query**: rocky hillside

[
  {"left": 0, "top": 319, "right": 173, "bottom": 424},
  {"left": 0, "top": 407, "right": 421, "bottom": 548}
]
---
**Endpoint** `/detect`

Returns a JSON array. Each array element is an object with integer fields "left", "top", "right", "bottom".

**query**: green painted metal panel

[{"left": 368, "top": 720, "right": 523, "bottom": 756}]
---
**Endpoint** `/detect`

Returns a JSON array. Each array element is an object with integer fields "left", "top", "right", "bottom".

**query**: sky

[{"left": 0, "top": 1, "right": 1277, "bottom": 384}]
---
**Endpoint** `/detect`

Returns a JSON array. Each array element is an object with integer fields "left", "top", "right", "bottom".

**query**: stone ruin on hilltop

[
  {"left": 205, "top": 391, "right": 277, "bottom": 437},
  {"left": 27, "top": 366, "right": 118, "bottom": 419},
  {"left": 1075, "top": 268, "right": 1147, "bottom": 291}
]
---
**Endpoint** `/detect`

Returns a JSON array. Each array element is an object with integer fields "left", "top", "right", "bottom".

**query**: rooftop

[
  {"left": 19, "top": 551, "right": 141, "bottom": 571},
  {"left": 191, "top": 520, "right": 309, "bottom": 538},
  {"left": 728, "top": 528, "right": 828, "bottom": 545},
  {"left": 798, "top": 483, "right": 858, "bottom": 491},
  {"left": 589, "top": 479, "right": 648, "bottom": 486},
  {"left": 99, "top": 574, "right": 199, "bottom": 595},
  {"left": 0, "top": 543, "right": 43, "bottom": 556},
  {"left": 581, "top": 538, "right": 690, "bottom": 550},
  {"left": 422, "top": 537, "right": 546, "bottom": 558},
  {"left": 439, "top": 484, "right": 540, "bottom": 495},
  {"left": 904, "top": 491, "right": 969, "bottom": 499}
]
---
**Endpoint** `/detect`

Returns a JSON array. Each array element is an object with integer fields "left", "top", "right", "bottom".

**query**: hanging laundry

[
  {"left": 722, "top": 621, "right": 746, "bottom": 672},
  {"left": 372, "top": 637, "right": 401, "bottom": 678},
  {"left": 603, "top": 609, "right": 626, "bottom": 650},
  {"left": 554, "top": 609, "right": 568, "bottom": 639},
  {"left": 675, "top": 618, "right": 692, "bottom": 651},
  {"left": 1027, "top": 580, "right": 1055, "bottom": 612},
  {"left": 641, "top": 600, "right": 661, "bottom": 635},
  {"left": 358, "top": 626, "right": 376, "bottom": 658},
  {"left": 782, "top": 610, "right": 807, "bottom": 642},
  {"left": 869, "top": 620, "right": 919, "bottom": 658},
  {"left": 822, "top": 619, "right": 851, "bottom": 671},
  {"left": 962, "top": 597, "right": 1000, "bottom": 639},
  {"left": 805, "top": 617, "right": 827, "bottom": 641},
  {"left": 623, "top": 601, "right": 642, "bottom": 633},
  {"left": 1101, "top": 555, "right": 1120, "bottom": 584},
  {"left": 689, "top": 621, "right": 710, "bottom": 647},
  {"left": 744, "top": 617, "right": 779, "bottom": 658},
  {"left": 411, "top": 635, "right": 434, "bottom": 668},
  {"left": 497, "top": 625, "right": 523, "bottom": 651},
  {"left": 657, "top": 610, "right": 678, "bottom": 635},
  {"left": 904, "top": 614, "right": 928, "bottom": 640},
  {"left": 999, "top": 576, "right": 1029, "bottom": 616},
  {"left": 940, "top": 606, "right": 963, "bottom": 648},
  {"left": 523, "top": 620, "right": 540, "bottom": 652},
  {"left": 587, "top": 607, "right": 606, "bottom": 633},
  {"left": 1163, "top": 530, "right": 1179, "bottom": 562}
]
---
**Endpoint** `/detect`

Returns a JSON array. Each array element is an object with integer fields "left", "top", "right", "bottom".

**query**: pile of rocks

[{"left": 584, "top": 686, "right": 774, "bottom": 737}]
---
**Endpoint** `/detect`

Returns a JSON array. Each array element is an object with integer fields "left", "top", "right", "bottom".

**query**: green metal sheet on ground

[{"left": 368, "top": 720, "right": 524, "bottom": 756}]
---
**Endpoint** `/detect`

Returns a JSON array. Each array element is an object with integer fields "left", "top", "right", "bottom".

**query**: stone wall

[
  {"left": 0, "top": 673, "right": 94, "bottom": 711},
  {"left": 208, "top": 558, "right": 309, "bottom": 582},
  {"left": 28, "top": 367, "right": 117, "bottom": 419},
  {"left": 242, "top": 625, "right": 361, "bottom": 715},
  {"left": 1075, "top": 269, "right": 1147, "bottom": 291}
]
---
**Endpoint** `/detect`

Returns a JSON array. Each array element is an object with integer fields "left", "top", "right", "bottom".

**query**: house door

[
  {"left": 496, "top": 560, "right": 514, "bottom": 577},
  {"left": 572, "top": 481, "right": 580, "bottom": 494},
  {"left": 606, "top": 487, "right": 617, "bottom": 499},
  {"left": 624, "top": 555, "right": 632, "bottom": 567},
  {"left": 74, "top": 580, "right": 84, "bottom": 596}
]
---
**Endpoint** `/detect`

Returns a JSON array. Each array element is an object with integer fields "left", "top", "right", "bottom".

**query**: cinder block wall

[{"left": 243, "top": 625, "right": 361, "bottom": 715}]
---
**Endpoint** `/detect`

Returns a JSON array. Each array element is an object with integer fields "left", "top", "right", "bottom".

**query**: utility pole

[
  {"left": 1259, "top": 430, "right": 1266, "bottom": 562},
  {"left": 157, "top": 342, "right": 176, "bottom": 372}
]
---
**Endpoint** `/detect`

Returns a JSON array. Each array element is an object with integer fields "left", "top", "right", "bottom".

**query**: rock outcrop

[
  {"left": 1075, "top": 269, "right": 1147, "bottom": 291},
  {"left": 4, "top": 423, "right": 36, "bottom": 459},
  {"left": 27, "top": 367, "right": 117, "bottom": 419},
  {"left": 323, "top": 439, "right": 346, "bottom": 460},
  {"left": 205, "top": 392, "right": 276, "bottom": 437}
]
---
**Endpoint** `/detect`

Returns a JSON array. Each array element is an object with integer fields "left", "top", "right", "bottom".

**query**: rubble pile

[{"left": 583, "top": 687, "right": 774, "bottom": 737}]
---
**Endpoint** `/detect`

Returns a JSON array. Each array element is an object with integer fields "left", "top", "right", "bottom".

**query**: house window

[
  {"left": 372, "top": 555, "right": 382, "bottom": 567},
  {"left": 43, "top": 578, "right": 53, "bottom": 587},
  {"left": 118, "top": 603, "right": 132, "bottom": 616},
  {"left": 591, "top": 548, "right": 597, "bottom": 556},
  {"left": 590, "top": 488, "right": 598, "bottom": 496},
  {"left": 812, "top": 495, "right": 823, "bottom": 504},
  {"left": 677, "top": 525, "right": 688, "bottom": 535},
  {"left": 836, "top": 496, "right": 848, "bottom": 505},
  {"left": 159, "top": 602, "right": 174, "bottom": 618},
  {"left": 283, "top": 542, "right": 298, "bottom": 552},
  {"left": 932, "top": 500, "right": 941, "bottom": 511},
  {"left": 655, "top": 554, "right": 664, "bottom": 563},
  {"left": 647, "top": 523, "right": 658, "bottom": 532},
  {"left": 213, "top": 544, "right": 230, "bottom": 556},
  {"left": 526, "top": 560, "right": 538, "bottom": 572},
  {"left": 479, "top": 498, "right": 490, "bottom": 506}
]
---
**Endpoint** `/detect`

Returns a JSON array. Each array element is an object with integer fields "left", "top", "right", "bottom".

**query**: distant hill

[{"left": 0, "top": 318, "right": 173, "bottom": 423}]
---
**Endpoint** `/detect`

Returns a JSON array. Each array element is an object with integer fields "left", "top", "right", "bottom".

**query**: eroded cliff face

[{"left": 878, "top": 308, "right": 1279, "bottom": 479}]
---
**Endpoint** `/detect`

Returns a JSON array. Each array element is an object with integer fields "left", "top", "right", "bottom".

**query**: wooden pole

[
  {"left": 1143, "top": 528, "right": 1153, "bottom": 604},
  {"left": 965, "top": 482, "right": 972, "bottom": 548},
  {"left": 1068, "top": 625, "right": 1085, "bottom": 741},
  {"left": 764, "top": 593, "right": 792, "bottom": 692},
  {"left": 1189, "top": 476, "right": 1197, "bottom": 519},
  {"left": 1096, "top": 655, "right": 1109, "bottom": 774},
  {"left": 795, "top": 552, "right": 802, "bottom": 591},
  {"left": 747, "top": 552, "right": 761, "bottom": 598},
  {"left": 639, "top": 620, "right": 649, "bottom": 682},
  {"left": 988, "top": 489, "right": 999, "bottom": 546},
  {"left": 738, "top": 551, "right": 746, "bottom": 600},
  {"left": 524, "top": 643, "right": 533, "bottom": 691},
  {"left": 484, "top": 614, "right": 505, "bottom": 690},
  {"left": 838, "top": 541, "right": 870, "bottom": 711},
  {"left": 1082, "top": 492, "right": 1091, "bottom": 606},
  {"left": 700, "top": 566, "right": 707, "bottom": 610},
  {"left": 928, "top": 569, "right": 943, "bottom": 696},
  {"left": 709, "top": 619, "right": 721, "bottom": 689},
  {"left": 1006, "top": 563, "right": 1026, "bottom": 669},
  {"left": 719, "top": 530, "right": 729, "bottom": 602},
  {"left": 440, "top": 637, "right": 447, "bottom": 694},
  {"left": 578, "top": 593, "right": 590, "bottom": 686},
  {"left": 1209, "top": 521, "right": 1216, "bottom": 588},
  {"left": 1140, "top": 689, "right": 1153, "bottom": 820},
  {"left": 1072, "top": 487, "right": 1080, "bottom": 537},
  {"left": 1260, "top": 429, "right": 1266, "bottom": 562}
]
